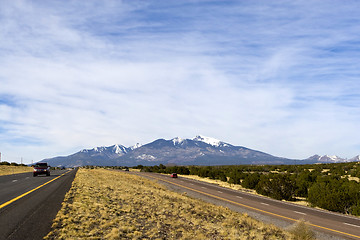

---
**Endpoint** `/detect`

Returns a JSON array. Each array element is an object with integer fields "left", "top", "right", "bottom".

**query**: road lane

[
  {"left": 132, "top": 171, "right": 360, "bottom": 240},
  {"left": 0, "top": 169, "right": 77, "bottom": 240},
  {"left": 0, "top": 170, "right": 68, "bottom": 207}
]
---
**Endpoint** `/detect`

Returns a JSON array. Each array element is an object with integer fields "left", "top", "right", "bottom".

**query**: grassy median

[
  {"left": 0, "top": 165, "right": 33, "bottom": 176},
  {"left": 45, "top": 168, "right": 299, "bottom": 239}
]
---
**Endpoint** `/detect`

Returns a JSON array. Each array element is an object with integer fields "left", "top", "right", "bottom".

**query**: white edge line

[{"left": 344, "top": 222, "right": 360, "bottom": 228}]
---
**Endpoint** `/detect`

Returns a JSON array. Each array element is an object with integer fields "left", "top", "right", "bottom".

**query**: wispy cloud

[{"left": 1, "top": 0, "right": 360, "bottom": 162}]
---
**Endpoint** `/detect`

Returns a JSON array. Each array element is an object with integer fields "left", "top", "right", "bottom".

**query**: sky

[{"left": 1, "top": 0, "right": 360, "bottom": 163}]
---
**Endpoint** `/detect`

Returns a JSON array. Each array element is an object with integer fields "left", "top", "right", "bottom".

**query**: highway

[
  {"left": 1, "top": 168, "right": 358, "bottom": 239},
  {"left": 133, "top": 171, "right": 360, "bottom": 240},
  {"left": 0, "top": 169, "right": 77, "bottom": 240}
]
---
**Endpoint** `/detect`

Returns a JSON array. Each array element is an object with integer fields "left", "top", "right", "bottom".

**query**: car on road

[
  {"left": 33, "top": 162, "right": 50, "bottom": 177},
  {"left": 170, "top": 173, "right": 178, "bottom": 178}
]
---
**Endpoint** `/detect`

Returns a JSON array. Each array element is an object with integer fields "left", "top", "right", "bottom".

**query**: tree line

[
  {"left": 0, "top": 161, "right": 27, "bottom": 166},
  {"left": 137, "top": 162, "right": 360, "bottom": 216}
]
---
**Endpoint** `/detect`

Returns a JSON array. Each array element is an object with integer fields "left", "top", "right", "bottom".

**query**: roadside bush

[
  {"left": 293, "top": 171, "right": 314, "bottom": 198},
  {"left": 256, "top": 174, "right": 296, "bottom": 201},
  {"left": 288, "top": 219, "right": 316, "bottom": 240},
  {"left": 228, "top": 171, "right": 241, "bottom": 185},
  {"left": 219, "top": 172, "right": 227, "bottom": 182},
  {"left": 308, "top": 176, "right": 360, "bottom": 215},
  {"left": 241, "top": 173, "right": 260, "bottom": 189}
]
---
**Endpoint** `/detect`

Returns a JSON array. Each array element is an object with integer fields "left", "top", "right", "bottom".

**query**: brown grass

[
  {"left": 288, "top": 219, "right": 316, "bottom": 240},
  {"left": 0, "top": 165, "right": 33, "bottom": 176},
  {"left": 45, "top": 168, "right": 297, "bottom": 239}
]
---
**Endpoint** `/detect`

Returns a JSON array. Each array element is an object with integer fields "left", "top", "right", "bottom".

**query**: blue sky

[{"left": 1, "top": 0, "right": 360, "bottom": 163}]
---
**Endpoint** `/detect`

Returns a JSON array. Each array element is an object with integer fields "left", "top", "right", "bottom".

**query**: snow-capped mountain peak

[
  {"left": 171, "top": 137, "right": 184, "bottom": 145},
  {"left": 321, "top": 155, "right": 346, "bottom": 162},
  {"left": 112, "top": 144, "right": 127, "bottom": 154},
  {"left": 130, "top": 143, "right": 142, "bottom": 150},
  {"left": 92, "top": 146, "right": 106, "bottom": 152},
  {"left": 193, "top": 135, "right": 224, "bottom": 147},
  {"left": 350, "top": 155, "right": 360, "bottom": 161}
]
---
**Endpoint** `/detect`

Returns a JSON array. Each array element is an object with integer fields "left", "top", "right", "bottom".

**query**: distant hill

[{"left": 40, "top": 135, "right": 360, "bottom": 167}]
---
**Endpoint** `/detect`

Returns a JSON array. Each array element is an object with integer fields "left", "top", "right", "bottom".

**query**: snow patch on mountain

[
  {"left": 136, "top": 154, "right": 156, "bottom": 161},
  {"left": 319, "top": 155, "right": 346, "bottom": 162},
  {"left": 112, "top": 144, "right": 126, "bottom": 154},
  {"left": 93, "top": 147, "right": 103, "bottom": 152},
  {"left": 80, "top": 144, "right": 128, "bottom": 155},
  {"left": 193, "top": 135, "right": 229, "bottom": 147},
  {"left": 81, "top": 146, "right": 106, "bottom": 153},
  {"left": 130, "top": 143, "right": 142, "bottom": 150},
  {"left": 172, "top": 137, "right": 184, "bottom": 145},
  {"left": 193, "top": 135, "right": 221, "bottom": 146},
  {"left": 350, "top": 155, "right": 360, "bottom": 161}
]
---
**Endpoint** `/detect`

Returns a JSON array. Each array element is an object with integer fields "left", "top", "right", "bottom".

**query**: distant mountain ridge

[
  {"left": 41, "top": 135, "right": 360, "bottom": 167},
  {"left": 304, "top": 154, "right": 360, "bottom": 163}
]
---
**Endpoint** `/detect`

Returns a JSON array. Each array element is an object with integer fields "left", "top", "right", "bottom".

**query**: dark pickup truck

[{"left": 33, "top": 162, "right": 50, "bottom": 177}]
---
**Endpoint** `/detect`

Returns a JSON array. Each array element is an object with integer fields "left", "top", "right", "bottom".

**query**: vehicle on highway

[
  {"left": 33, "top": 162, "right": 51, "bottom": 177},
  {"left": 170, "top": 173, "right": 178, "bottom": 178}
]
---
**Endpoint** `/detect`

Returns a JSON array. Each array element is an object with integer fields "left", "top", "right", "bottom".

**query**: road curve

[
  {"left": 0, "top": 169, "right": 77, "bottom": 240},
  {"left": 132, "top": 171, "right": 360, "bottom": 240}
]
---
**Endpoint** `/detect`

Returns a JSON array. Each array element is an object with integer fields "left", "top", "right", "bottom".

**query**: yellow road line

[
  {"left": 0, "top": 171, "right": 70, "bottom": 209},
  {"left": 147, "top": 174, "right": 360, "bottom": 239}
]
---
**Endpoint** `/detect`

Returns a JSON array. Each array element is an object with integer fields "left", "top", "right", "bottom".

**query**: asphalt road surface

[
  {"left": 132, "top": 171, "right": 360, "bottom": 240},
  {"left": 0, "top": 169, "right": 77, "bottom": 240}
]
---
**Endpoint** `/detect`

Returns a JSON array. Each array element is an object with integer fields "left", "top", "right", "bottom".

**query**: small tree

[
  {"left": 241, "top": 173, "right": 260, "bottom": 189},
  {"left": 256, "top": 174, "right": 296, "bottom": 201}
]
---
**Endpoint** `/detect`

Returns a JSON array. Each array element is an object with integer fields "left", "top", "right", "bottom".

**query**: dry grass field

[
  {"left": 0, "top": 165, "right": 33, "bottom": 176},
  {"left": 45, "top": 168, "right": 305, "bottom": 239}
]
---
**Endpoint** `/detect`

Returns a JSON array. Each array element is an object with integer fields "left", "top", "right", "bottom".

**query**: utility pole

[{"left": 21, "top": 157, "right": 23, "bottom": 165}]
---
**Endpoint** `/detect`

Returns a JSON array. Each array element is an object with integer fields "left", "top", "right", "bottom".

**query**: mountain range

[{"left": 41, "top": 135, "right": 360, "bottom": 167}]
